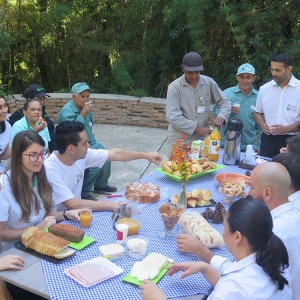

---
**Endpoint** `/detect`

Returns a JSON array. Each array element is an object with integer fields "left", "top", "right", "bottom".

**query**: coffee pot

[{"left": 222, "top": 119, "right": 244, "bottom": 165}]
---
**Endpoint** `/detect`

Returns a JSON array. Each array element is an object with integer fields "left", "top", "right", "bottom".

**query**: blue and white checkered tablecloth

[{"left": 41, "top": 156, "right": 248, "bottom": 300}]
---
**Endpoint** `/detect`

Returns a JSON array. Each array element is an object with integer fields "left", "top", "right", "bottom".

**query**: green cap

[{"left": 236, "top": 63, "right": 255, "bottom": 75}]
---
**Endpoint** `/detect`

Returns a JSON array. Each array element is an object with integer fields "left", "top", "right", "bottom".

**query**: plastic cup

[
  {"left": 80, "top": 207, "right": 92, "bottom": 228},
  {"left": 232, "top": 103, "right": 240, "bottom": 113},
  {"left": 116, "top": 224, "right": 129, "bottom": 244}
]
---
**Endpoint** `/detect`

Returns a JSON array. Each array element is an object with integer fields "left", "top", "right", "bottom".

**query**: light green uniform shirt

[
  {"left": 213, "top": 84, "right": 261, "bottom": 151},
  {"left": 58, "top": 100, "right": 102, "bottom": 149},
  {"left": 10, "top": 116, "right": 51, "bottom": 149}
]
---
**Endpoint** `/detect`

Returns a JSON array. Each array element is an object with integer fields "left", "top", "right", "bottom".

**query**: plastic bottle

[
  {"left": 208, "top": 127, "right": 221, "bottom": 161},
  {"left": 203, "top": 136, "right": 210, "bottom": 158}
]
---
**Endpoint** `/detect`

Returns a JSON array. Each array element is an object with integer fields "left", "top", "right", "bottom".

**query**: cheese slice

[
  {"left": 142, "top": 253, "right": 168, "bottom": 270},
  {"left": 149, "top": 267, "right": 160, "bottom": 280},
  {"left": 130, "top": 261, "right": 144, "bottom": 278}
]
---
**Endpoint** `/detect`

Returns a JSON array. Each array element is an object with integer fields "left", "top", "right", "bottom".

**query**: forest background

[{"left": 0, "top": 0, "right": 300, "bottom": 98}]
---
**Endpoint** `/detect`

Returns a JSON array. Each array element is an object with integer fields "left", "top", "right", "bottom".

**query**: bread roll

[{"left": 162, "top": 161, "right": 173, "bottom": 174}]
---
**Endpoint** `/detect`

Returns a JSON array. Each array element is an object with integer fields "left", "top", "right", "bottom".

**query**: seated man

[
  {"left": 58, "top": 82, "right": 115, "bottom": 200},
  {"left": 176, "top": 162, "right": 300, "bottom": 299},
  {"left": 280, "top": 134, "right": 300, "bottom": 155},
  {"left": 44, "top": 121, "right": 162, "bottom": 212},
  {"left": 272, "top": 152, "right": 300, "bottom": 210}
]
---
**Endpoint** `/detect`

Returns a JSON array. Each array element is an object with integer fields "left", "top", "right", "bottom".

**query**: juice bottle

[
  {"left": 191, "top": 140, "right": 201, "bottom": 160},
  {"left": 208, "top": 127, "right": 221, "bottom": 161},
  {"left": 203, "top": 136, "right": 210, "bottom": 157}
]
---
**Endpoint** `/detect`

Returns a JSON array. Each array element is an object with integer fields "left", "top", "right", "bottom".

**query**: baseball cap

[
  {"left": 22, "top": 84, "right": 49, "bottom": 99},
  {"left": 236, "top": 63, "right": 255, "bottom": 75},
  {"left": 182, "top": 52, "right": 204, "bottom": 71},
  {"left": 71, "top": 82, "right": 91, "bottom": 94}
]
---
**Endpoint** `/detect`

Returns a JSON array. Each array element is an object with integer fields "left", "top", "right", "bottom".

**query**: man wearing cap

[
  {"left": 213, "top": 63, "right": 262, "bottom": 152},
  {"left": 166, "top": 52, "right": 231, "bottom": 153},
  {"left": 254, "top": 52, "right": 300, "bottom": 158},
  {"left": 8, "top": 84, "right": 56, "bottom": 153},
  {"left": 58, "top": 82, "right": 116, "bottom": 200}
]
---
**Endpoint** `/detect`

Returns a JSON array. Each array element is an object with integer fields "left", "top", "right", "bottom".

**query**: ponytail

[
  {"left": 256, "top": 233, "right": 289, "bottom": 290},
  {"left": 227, "top": 198, "right": 289, "bottom": 290}
]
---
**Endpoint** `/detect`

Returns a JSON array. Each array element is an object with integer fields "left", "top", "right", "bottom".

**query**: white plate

[{"left": 64, "top": 257, "right": 123, "bottom": 287}]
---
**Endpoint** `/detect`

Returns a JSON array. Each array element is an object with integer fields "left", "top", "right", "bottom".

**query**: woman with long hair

[
  {"left": 0, "top": 95, "right": 11, "bottom": 174},
  {"left": 141, "top": 198, "right": 291, "bottom": 299},
  {"left": 10, "top": 99, "right": 51, "bottom": 152},
  {"left": 0, "top": 130, "right": 85, "bottom": 251}
]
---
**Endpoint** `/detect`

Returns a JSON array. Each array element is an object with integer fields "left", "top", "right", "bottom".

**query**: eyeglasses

[{"left": 22, "top": 150, "right": 48, "bottom": 162}]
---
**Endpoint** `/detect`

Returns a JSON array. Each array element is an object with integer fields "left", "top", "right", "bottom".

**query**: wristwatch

[{"left": 63, "top": 210, "right": 70, "bottom": 221}]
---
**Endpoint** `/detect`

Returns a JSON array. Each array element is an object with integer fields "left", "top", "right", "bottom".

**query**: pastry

[
  {"left": 202, "top": 190, "right": 212, "bottom": 201},
  {"left": 161, "top": 161, "right": 173, "bottom": 174},
  {"left": 187, "top": 199, "right": 196, "bottom": 207},
  {"left": 191, "top": 189, "right": 201, "bottom": 199},
  {"left": 125, "top": 182, "right": 160, "bottom": 204},
  {"left": 178, "top": 212, "right": 223, "bottom": 248}
]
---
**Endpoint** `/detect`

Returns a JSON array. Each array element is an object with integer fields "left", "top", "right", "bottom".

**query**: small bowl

[
  {"left": 126, "top": 235, "right": 149, "bottom": 259},
  {"left": 215, "top": 172, "right": 250, "bottom": 184}
]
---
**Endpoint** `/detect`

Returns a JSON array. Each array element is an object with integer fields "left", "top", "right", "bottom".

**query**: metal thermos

[{"left": 222, "top": 119, "right": 244, "bottom": 165}]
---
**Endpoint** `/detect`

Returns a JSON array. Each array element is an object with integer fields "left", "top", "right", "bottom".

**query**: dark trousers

[{"left": 260, "top": 133, "right": 292, "bottom": 158}]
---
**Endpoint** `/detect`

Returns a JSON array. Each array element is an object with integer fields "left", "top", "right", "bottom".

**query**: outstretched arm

[{"left": 107, "top": 148, "right": 162, "bottom": 165}]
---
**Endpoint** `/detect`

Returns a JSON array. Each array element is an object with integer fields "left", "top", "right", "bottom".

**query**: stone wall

[{"left": 6, "top": 93, "right": 214, "bottom": 129}]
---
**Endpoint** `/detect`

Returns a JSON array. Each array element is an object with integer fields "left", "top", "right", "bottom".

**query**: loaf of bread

[
  {"left": 178, "top": 212, "right": 223, "bottom": 248},
  {"left": 48, "top": 224, "right": 84, "bottom": 243},
  {"left": 125, "top": 182, "right": 160, "bottom": 204},
  {"left": 21, "top": 226, "right": 75, "bottom": 259}
]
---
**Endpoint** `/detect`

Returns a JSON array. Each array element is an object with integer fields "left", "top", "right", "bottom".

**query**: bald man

[
  {"left": 177, "top": 162, "right": 300, "bottom": 299},
  {"left": 272, "top": 153, "right": 300, "bottom": 212}
]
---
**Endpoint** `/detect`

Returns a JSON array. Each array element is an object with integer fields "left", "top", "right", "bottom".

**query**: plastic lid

[{"left": 227, "top": 119, "right": 244, "bottom": 131}]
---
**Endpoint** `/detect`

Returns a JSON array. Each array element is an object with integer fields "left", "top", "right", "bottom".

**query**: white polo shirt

[
  {"left": 0, "top": 121, "right": 11, "bottom": 172},
  {"left": 208, "top": 253, "right": 291, "bottom": 299},
  {"left": 0, "top": 171, "right": 46, "bottom": 251},
  {"left": 211, "top": 201, "right": 300, "bottom": 300},
  {"left": 255, "top": 75, "right": 300, "bottom": 135},
  {"left": 44, "top": 148, "right": 108, "bottom": 211},
  {"left": 289, "top": 190, "right": 300, "bottom": 212}
]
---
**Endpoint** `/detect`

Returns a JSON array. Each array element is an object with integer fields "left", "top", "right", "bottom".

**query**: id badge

[{"left": 197, "top": 106, "right": 205, "bottom": 114}]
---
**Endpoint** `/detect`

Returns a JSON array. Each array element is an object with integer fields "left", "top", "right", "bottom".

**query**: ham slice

[{"left": 68, "top": 263, "right": 114, "bottom": 286}]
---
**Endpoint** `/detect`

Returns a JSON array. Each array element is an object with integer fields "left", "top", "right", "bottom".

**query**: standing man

[
  {"left": 213, "top": 63, "right": 262, "bottom": 152},
  {"left": 254, "top": 52, "right": 300, "bottom": 157},
  {"left": 166, "top": 52, "right": 231, "bottom": 153},
  {"left": 58, "top": 83, "right": 116, "bottom": 200}
]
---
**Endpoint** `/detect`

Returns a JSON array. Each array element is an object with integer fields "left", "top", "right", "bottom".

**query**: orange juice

[
  {"left": 80, "top": 212, "right": 92, "bottom": 228},
  {"left": 208, "top": 127, "right": 221, "bottom": 161},
  {"left": 117, "top": 218, "right": 140, "bottom": 236},
  {"left": 203, "top": 136, "right": 210, "bottom": 157}
]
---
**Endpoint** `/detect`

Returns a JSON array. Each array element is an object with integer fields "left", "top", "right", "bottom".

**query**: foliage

[
  {"left": 0, "top": 0, "right": 300, "bottom": 96},
  {"left": 170, "top": 135, "right": 192, "bottom": 182}
]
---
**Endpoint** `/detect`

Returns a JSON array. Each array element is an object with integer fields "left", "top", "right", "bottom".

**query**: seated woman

[
  {"left": 0, "top": 130, "right": 85, "bottom": 251},
  {"left": 141, "top": 198, "right": 291, "bottom": 300},
  {"left": 10, "top": 100, "right": 51, "bottom": 153},
  {"left": 8, "top": 84, "right": 56, "bottom": 153},
  {"left": 0, "top": 95, "right": 11, "bottom": 174}
]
